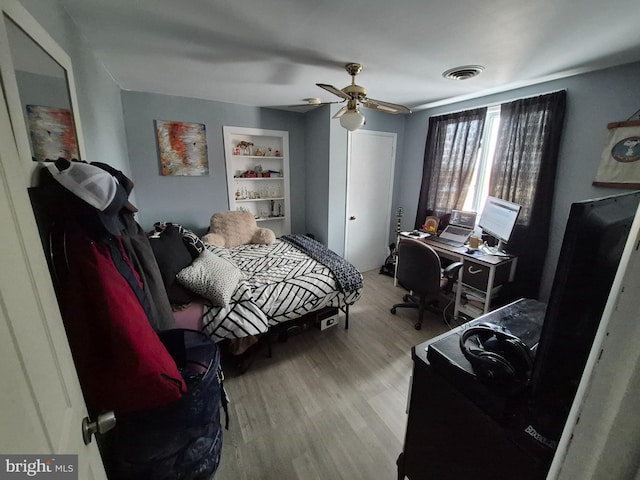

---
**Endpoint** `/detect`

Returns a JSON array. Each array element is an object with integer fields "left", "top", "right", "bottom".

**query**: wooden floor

[{"left": 215, "top": 269, "right": 456, "bottom": 480}]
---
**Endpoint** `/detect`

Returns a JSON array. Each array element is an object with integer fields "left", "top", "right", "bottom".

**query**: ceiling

[{"left": 57, "top": 0, "right": 640, "bottom": 113}]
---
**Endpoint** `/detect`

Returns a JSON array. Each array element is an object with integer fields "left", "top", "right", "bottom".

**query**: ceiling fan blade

[
  {"left": 317, "top": 83, "right": 351, "bottom": 101},
  {"left": 285, "top": 104, "right": 321, "bottom": 113},
  {"left": 287, "top": 100, "right": 345, "bottom": 108},
  {"left": 363, "top": 98, "right": 412, "bottom": 114},
  {"left": 332, "top": 106, "right": 348, "bottom": 119}
]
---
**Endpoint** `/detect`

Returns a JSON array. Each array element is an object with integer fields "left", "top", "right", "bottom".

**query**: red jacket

[{"left": 59, "top": 222, "right": 185, "bottom": 413}]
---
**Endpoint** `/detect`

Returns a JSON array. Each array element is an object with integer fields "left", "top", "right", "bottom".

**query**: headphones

[{"left": 459, "top": 322, "right": 533, "bottom": 384}]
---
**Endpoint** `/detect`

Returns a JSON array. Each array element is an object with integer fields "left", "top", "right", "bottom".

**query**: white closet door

[{"left": 345, "top": 130, "right": 396, "bottom": 273}]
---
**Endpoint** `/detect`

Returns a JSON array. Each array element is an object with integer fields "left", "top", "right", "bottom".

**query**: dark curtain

[
  {"left": 415, "top": 108, "right": 487, "bottom": 229},
  {"left": 490, "top": 90, "right": 567, "bottom": 299}
]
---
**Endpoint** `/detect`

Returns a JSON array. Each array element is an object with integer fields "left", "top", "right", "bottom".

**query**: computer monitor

[{"left": 478, "top": 196, "right": 522, "bottom": 251}]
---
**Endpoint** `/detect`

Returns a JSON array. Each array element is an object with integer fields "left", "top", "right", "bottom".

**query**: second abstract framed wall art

[{"left": 155, "top": 120, "right": 209, "bottom": 176}]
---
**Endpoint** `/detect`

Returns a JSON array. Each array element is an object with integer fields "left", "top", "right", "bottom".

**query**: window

[
  {"left": 415, "top": 90, "right": 567, "bottom": 298},
  {"left": 415, "top": 107, "right": 487, "bottom": 224},
  {"left": 462, "top": 105, "right": 501, "bottom": 219}
]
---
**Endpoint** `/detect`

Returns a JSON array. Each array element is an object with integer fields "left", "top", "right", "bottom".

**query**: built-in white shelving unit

[{"left": 222, "top": 126, "right": 291, "bottom": 236}]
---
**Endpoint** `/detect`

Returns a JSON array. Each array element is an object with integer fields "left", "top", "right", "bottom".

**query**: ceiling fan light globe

[{"left": 340, "top": 109, "right": 365, "bottom": 131}]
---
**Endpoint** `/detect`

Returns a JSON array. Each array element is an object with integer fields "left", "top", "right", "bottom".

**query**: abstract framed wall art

[
  {"left": 593, "top": 120, "right": 640, "bottom": 189},
  {"left": 26, "top": 105, "right": 79, "bottom": 162},
  {"left": 155, "top": 120, "right": 209, "bottom": 176}
]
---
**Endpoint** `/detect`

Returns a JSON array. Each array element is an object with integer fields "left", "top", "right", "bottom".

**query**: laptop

[{"left": 431, "top": 210, "right": 477, "bottom": 247}]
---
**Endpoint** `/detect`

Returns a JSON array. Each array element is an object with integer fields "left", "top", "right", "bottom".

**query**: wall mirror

[{"left": 0, "top": 0, "right": 85, "bottom": 183}]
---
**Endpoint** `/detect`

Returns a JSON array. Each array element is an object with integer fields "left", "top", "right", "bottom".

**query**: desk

[
  {"left": 397, "top": 299, "right": 552, "bottom": 480},
  {"left": 398, "top": 233, "right": 517, "bottom": 319}
]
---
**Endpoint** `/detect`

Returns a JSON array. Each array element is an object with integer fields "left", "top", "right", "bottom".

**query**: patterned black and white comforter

[{"left": 200, "top": 240, "right": 362, "bottom": 342}]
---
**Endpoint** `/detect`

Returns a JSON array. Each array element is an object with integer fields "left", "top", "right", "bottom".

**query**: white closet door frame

[{"left": 344, "top": 129, "right": 397, "bottom": 272}]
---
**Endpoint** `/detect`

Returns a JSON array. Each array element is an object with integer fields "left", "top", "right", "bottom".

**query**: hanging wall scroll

[{"left": 593, "top": 120, "right": 640, "bottom": 189}]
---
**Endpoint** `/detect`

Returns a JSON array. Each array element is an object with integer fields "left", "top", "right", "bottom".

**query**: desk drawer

[{"left": 462, "top": 260, "right": 511, "bottom": 292}]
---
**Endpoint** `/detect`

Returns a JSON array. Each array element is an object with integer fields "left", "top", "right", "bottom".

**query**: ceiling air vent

[{"left": 442, "top": 65, "right": 485, "bottom": 80}]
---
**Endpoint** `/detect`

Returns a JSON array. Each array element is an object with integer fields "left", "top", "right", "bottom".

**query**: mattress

[{"left": 199, "top": 240, "right": 362, "bottom": 341}]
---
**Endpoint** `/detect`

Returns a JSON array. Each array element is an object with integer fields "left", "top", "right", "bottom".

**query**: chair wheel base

[
  {"left": 414, "top": 323, "right": 422, "bottom": 330},
  {"left": 390, "top": 307, "right": 397, "bottom": 314}
]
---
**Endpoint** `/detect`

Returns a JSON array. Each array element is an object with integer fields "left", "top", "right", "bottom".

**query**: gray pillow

[{"left": 175, "top": 249, "right": 242, "bottom": 308}]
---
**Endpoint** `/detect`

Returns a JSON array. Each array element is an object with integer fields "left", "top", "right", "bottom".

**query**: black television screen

[{"left": 529, "top": 190, "right": 640, "bottom": 440}]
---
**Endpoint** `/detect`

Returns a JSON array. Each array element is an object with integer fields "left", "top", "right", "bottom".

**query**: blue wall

[
  {"left": 399, "top": 61, "right": 640, "bottom": 300},
  {"left": 121, "top": 91, "right": 306, "bottom": 233},
  {"left": 120, "top": 91, "right": 407, "bottom": 255},
  {"left": 14, "top": 71, "right": 70, "bottom": 149},
  {"left": 15, "top": 71, "right": 69, "bottom": 110},
  {"left": 327, "top": 105, "right": 349, "bottom": 253},
  {"left": 304, "top": 105, "right": 332, "bottom": 243}
]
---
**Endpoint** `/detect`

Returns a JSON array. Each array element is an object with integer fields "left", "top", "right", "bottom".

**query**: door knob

[
  {"left": 82, "top": 411, "right": 116, "bottom": 445},
  {"left": 349, "top": 216, "right": 356, "bottom": 221}
]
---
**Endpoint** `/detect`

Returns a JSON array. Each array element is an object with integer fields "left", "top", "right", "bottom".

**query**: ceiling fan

[
  {"left": 287, "top": 97, "right": 345, "bottom": 111},
  {"left": 317, "top": 63, "right": 412, "bottom": 131}
]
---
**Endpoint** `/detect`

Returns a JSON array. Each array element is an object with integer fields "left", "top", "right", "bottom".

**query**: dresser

[{"left": 397, "top": 299, "right": 554, "bottom": 480}]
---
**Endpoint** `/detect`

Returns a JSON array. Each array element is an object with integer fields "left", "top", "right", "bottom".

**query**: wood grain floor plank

[{"left": 215, "top": 269, "right": 452, "bottom": 479}]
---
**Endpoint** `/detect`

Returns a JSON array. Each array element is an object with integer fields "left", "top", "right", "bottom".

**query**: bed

[
  {"left": 199, "top": 239, "right": 362, "bottom": 341},
  {"left": 149, "top": 220, "right": 363, "bottom": 344}
]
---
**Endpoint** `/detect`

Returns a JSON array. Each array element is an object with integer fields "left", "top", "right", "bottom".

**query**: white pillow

[{"left": 176, "top": 249, "right": 242, "bottom": 308}]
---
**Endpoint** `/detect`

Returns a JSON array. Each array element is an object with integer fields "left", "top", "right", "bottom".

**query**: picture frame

[
  {"left": 593, "top": 120, "right": 640, "bottom": 189},
  {"left": 155, "top": 120, "right": 209, "bottom": 176},
  {"left": 423, "top": 216, "right": 440, "bottom": 233},
  {"left": 26, "top": 105, "right": 79, "bottom": 161}
]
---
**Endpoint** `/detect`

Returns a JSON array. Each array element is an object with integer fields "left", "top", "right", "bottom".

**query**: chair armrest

[
  {"left": 442, "top": 261, "right": 463, "bottom": 279},
  {"left": 442, "top": 261, "right": 463, "bottom": 295}
]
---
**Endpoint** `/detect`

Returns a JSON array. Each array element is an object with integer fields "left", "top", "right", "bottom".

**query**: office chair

[{"left": 390, "top": 238, "right": 462, "bottom": 330}]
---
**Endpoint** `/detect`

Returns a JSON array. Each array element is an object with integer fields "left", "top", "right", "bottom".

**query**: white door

[
  {"left": 345, "top": 130, "right": 397, "bottom": 272},
  {"left": 0, "top": 87, "right": 107, "bottom": 477}
]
